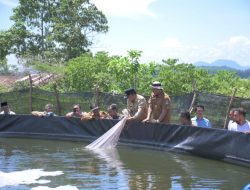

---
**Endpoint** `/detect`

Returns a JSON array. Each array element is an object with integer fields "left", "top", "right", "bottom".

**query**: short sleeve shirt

[
  {"left": 127, "top": 94, "right": 147, "bottom": 120},
  {"left": 148, "top": 92, "right": 171, "bottom": 123},
  {"left": 191, "top": 116, "right": 212, "bottom": 128},
  {"left": 0, "top": 111, "right": 16, "bottom": 115},
  {"left": 228, "top": 121, "right": 250, "bottom": 132}
]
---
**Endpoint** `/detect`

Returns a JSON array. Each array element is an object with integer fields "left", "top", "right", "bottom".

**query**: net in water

[{"left": 85, "top": 117, "right": 127, "bottom": 149}]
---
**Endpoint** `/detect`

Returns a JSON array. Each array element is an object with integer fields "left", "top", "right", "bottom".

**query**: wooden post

[
  {"left": 53, "top": 83, "right": 61, "bottom": 116},
  {"left": 95, "top": 85, "right": 100, "bottom": 107},
  {"left": 28, "top": 74, "right": 33, "bottom": 112},
  {"left": 223, "top": 88, "right": 237, "bottom": 129},
  {"left": 188, "top": 79, "right": 198, "bottom": 113}
]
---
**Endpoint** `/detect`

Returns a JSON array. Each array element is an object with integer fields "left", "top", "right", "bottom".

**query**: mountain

[
  {"left": 194, "top": 61, "right": 210, "bottom": 67},
  {"left": 193, "top": 59, "right": 250, "bottom": 78},
  {"left": 194, "top": 59, "right": 249, "bottom": 70}
]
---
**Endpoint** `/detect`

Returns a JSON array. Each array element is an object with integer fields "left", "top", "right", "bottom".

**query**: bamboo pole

[
  {"left": 188, "top": 79, "right": 198, "bottom": 113},
  {"left": 223, "top": 88, "right": 237, "bottom": 129},
  {"left": 28, "top": 74, "right": 33, "bottom": 112},
  {"left": 53, "top": 83, "right": 61, "bottom": 116}
]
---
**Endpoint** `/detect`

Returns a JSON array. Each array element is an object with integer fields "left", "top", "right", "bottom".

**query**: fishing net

[{"left": 86, "top": 117, "right": 127, "bottom": 149}]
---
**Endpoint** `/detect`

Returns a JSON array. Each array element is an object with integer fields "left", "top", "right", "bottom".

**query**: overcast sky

[{"left": 1, "top": 0, "right": 250, "bottom": 66}]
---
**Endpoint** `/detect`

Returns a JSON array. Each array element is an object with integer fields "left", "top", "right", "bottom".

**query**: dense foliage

[
  {"left": 41, "top": 51, "right": 250, "bottom": 98},
  {"left": 0, "top": 49, "right": 249, "bottom": 99}
]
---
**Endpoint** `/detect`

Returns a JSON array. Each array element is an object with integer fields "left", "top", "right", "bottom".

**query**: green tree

[
  {"left": 61, "top": 51, "right": 155, "bottom": 94},
  {"left": 238, "top": 79, "right": 250, "bottom": 98},
  {"left": 127, "top": 50, "right": 142, "bottom": 89},
  {"left": 136, "top": 61, "right": 157, "bottom": 94},
  {"left": 156, "top": 58, "right": 221, "bottom": 95},
  {"left": 62, "top": 52, "right": 112, "bottom": 92},
  {"left": 0, "top": 31, "right": 12, "bottom": 60},
  {"left": 0, "top": 58, "right": 10, "bottom": 74},
  {"left": 107, "top": 56, "right": 133, "bottom": 92},
  {"left": 106, "top": 50, "right": 154, "bottom": 93},
  {"left": 210, "top": 70, "right": 239, "bottom": 95},
  {"left": 53, "top": 0, "right": 108, "bottom": 60},
  {"left": 157, "top": 59, "right": 196, "bottom": 94},
  {"left": 0, "top": 0, "right": 108, "bottom": 64}
]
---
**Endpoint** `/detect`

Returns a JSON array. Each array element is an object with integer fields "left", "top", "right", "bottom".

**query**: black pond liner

[{"left": 0, "top": 115, "right": 249, "bottom": 168}]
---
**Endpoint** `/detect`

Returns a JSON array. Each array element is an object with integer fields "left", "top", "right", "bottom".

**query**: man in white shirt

[
  {"left": 0, "top": 101, "right": 16, "bottom": 115},
  {"left": 227, "top": 108, "right": 236, "bottom": 129},
  {"left": 228, "top": 107, "right": 250, "bottom": 134}
]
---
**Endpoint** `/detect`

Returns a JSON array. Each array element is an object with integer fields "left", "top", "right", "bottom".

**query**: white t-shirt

[
  {"left": 228, "top": 120, "right": 250, "bottom": 133},
  {"left": 227, "top": 120, "right": 234, "bottom": 130},
  {"left": 0, "top": 111, "right": 16, "bottom": 115}
]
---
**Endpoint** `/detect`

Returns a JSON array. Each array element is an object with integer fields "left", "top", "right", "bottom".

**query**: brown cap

[{"left": 151, "top": 81, "right": 163, "bottom": 90}]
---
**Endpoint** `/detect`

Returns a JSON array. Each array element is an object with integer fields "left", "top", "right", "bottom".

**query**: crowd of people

[{"left": 0, "top": 81, "right": 249, "bottom": 134}]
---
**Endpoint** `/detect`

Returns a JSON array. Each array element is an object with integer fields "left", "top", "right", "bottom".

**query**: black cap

[
  {"left": 1, "top": 101, "right": 8, "bottom": 107},
  {"left": 90, "top": 104, "right": 99, "bottom": 111},
  {"left": 124, "top": 88, "right": 136, "bottom": 98}
]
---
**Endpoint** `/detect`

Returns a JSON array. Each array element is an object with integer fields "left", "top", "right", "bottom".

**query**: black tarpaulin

[{"left": 0, "top": 115, "right": 249, "bottom": 167}]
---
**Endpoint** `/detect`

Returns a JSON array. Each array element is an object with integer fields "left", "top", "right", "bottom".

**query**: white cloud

[
  {"left": 228, "top": 36, "right": 250, "bottom": 46},
  {"left": 91, "top": 0, "right": 157, "bottom": 17},
  {"left": 0, "top": 0, "right": 18, "bottom": 7},
  {"left": 160, "top": 37, "right": 183, "bottom": 49},
  {"left": 146, "top": 36, "right": 250, "bottom": 66},
  {"left": 214, "top": 36, "right": 250, "bottom": 66}
]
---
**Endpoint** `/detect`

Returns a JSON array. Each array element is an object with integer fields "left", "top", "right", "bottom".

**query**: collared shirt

[
  {"left": 191, "top": 116, "right": 211, "bottom": 128},
  {"left": 127, "top": 94, "right": 147, "bottom": 120},
  {"left": 228, "top": 120, "right": 250, "bottom": 133},
  {"left": 0, "top": 111, "right": 16, "bottom": 115},
  {"left": 148, "top": 92, "right": 171, "bottom": 123}
]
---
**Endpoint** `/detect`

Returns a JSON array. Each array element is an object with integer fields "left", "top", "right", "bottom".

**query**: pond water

[{"left": 0, "top": 138, "right": 249, "bottom": 190}]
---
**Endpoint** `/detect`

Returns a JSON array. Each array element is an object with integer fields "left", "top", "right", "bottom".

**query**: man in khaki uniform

[
  {"left": 123, "top": 88, "right": 147, "bottom": 121},
  {"left": 143, "top": 81, "right": 171, "bottom": 123}
]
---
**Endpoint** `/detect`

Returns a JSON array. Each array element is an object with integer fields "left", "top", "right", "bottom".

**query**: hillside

[
  {"left": 194, "top": 59, "right": 250, "bottom": 78},
  {"left": 194, "top": 59, "right": 249, "bottom": 70}
]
